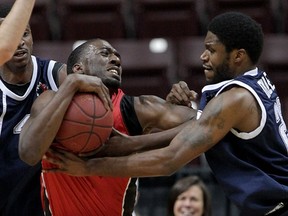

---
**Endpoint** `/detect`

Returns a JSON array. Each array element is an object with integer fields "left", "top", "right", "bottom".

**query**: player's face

[
  {"left": 200, "top": 31, "right": 235, "bottom": 84},
  {"left": 85, "top": 40, "right": 122, "bottom": 89},
  {"left": 173, "top": 185, "right": 205, "bottom": 216},
  {"left": 3, "top": 22, "right": 33, "bottom": 71}
]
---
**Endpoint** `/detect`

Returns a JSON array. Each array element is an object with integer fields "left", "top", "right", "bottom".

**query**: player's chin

[{"left": 104, "top": 78, "right": 121, "bottom": 89}]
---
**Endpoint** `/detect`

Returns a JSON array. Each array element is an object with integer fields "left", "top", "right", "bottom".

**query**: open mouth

[
  {"left": 14, "top": 50, "right": 27, "bottom": 58},
  {"left": 203, "top": 64, "right": 212, "bottom": 71},
  {"left": 108, "top": 68, "right": 119, "bottom": 76}
]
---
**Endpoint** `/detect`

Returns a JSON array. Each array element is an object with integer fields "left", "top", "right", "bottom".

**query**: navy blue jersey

[
  {"left": 0, "top": 56, "right": 62, "bottom": 215},
  {"left": 198, "top": 68, "right": 288, "bottom": 215}
]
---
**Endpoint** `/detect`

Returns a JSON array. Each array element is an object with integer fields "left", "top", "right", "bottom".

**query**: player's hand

[
  {"left": 69, "top": 73, "right": 113, "bottom": 111},
  {"left": 166, "top": 81, "right": 198, "bottom": 108},
  {"left": 43, "top": 148, "right": 90, "bottom": 176}
]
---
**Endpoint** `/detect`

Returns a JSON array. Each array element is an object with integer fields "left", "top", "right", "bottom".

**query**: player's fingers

[
  {"left": 102, "top": 85, "right": 113, "bottom": 111},
  {"left": 167, "top": 87, "right": 189, "bottom": 106},
  {"left": 177, "top": 81, "right": 195, "bottom": 101},
  {"left": 43, "top": 167, "right": 66, "bottom": 174},
  {"left": 47, "top": 148, "right": 76, "bottom": 161},
  {"left": 166, "top": 86, "right": 183, "bottom": 104},
  {"left": 190, "top": 90, "right": 198, "bottom": 101},
  {"left": 97, "top": 86, "right": 113, "bottom": 111},
  {"left": 43, "top": 154, "right": 63, "bottom": 166}
]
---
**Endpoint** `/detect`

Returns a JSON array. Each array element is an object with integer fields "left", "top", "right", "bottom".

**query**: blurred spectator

[{"left": 167, "top": 176, "right": 212, "bottom": 216}]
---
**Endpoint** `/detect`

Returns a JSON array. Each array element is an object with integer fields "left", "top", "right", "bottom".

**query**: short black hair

[
  {"left": 66, "top": 41, "right": 91, "bottom": 74},
  {"left": 208, "top": 12, "right": 263, "bottom": 64}
]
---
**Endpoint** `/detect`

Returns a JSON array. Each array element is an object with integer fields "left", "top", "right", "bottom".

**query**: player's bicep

[
  {"left": 29, "top": 90, "right": 56, "bottom": 118},
  {"left": 198, "top": 87, "right": 254, "bottom": 143},
  {"left": 134, "top": 95, "right": 196, "bottom": 131}
]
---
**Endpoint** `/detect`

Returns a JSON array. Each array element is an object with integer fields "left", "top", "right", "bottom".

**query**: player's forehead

[{"left": 91, "top": 39, "right": 117, "bottom": 52}]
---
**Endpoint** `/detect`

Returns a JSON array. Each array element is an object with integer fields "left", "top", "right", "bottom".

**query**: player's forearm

[
  {"left": 0, "top": 0, "right": 35, "bottom": 65},
  {"left": 86, "top": 149, "right": 178, "bottom": 177},
  {"left": 19, "top": 76, "right": 80, "bottom": 165},
  {"left": 100, "top": 120, "right": 192, "bottom": 157},
  {"left": 133, "top": 120, "right": 192, "bottom": 152}
]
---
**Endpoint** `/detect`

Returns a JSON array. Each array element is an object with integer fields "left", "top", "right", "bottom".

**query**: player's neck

[{"left": 0, "top": 63, "right": 33, "bottom": 85}]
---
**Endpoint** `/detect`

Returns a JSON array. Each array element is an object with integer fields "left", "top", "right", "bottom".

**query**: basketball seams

[{"left": 55, "top": 93, "right": 113, "bottom": 154}]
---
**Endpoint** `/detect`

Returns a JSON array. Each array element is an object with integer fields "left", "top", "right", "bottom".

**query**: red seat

[
  {"left": 210, "top": 0, "right": 275, "bottom": 33},
  {"left": 32, "top": 40, "right": 75, "bottom": 63},
  {"left": 0, "top": 0, "right": 54, "bottom": 41},
  {"left": 176, "top": 37, "right": 205, "bottom": 94},
  {"left": 133, "top": 0, "right": 201, "bottom": 39},
  {"left": 57, "top": 0, "right": 126, "bottom": 41},
  {"left": 285, "top": 0, "right": 288, "bottom": 33},
  {"left": 260, "top": 35, "right": 288, "bottom": 117}
]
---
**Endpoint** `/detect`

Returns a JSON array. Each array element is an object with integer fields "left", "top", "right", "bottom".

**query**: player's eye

[
  {"left": 100, "top": 50, "right": 109, "bottom": 57},
  {"left": 23, "top": 31, "right": 30, "bottom": 38}
]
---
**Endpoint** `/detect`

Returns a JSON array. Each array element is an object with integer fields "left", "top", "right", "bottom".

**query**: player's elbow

[
  {"left": 154, "top": 160, "right": 180, "bottom": 176},
  {"left": 156, "top": 167, "right": 176, "bottom": 176},
  {"left": 18, "top": 140, "right": 40, "bottom": 166},
  {"left": 19, "top": 150, "right": 39, "bottom": 166}
]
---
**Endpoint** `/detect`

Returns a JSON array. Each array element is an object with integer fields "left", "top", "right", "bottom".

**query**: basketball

[{"left": 54, "top": 93, "right": 113, "bottom": 153}]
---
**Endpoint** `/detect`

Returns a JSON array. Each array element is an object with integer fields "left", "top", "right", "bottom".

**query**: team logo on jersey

[{"left": 36, "top": 82, "right": 49, "bottom": 96}]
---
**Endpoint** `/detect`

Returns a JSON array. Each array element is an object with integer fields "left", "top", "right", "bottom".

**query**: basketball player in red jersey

[{"left": 19, "top": 39, "right": 197, "bottom": 215}]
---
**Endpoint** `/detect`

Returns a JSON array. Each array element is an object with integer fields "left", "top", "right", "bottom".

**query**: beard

[
  {"left": 102, "top": 77, "right": 121, "bottom": 90},
  {"left": 208, "top": 57, "right": 233, "bottom": 85}
]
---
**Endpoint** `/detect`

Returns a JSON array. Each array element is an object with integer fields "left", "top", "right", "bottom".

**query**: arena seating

[
  {"left": 57, "top": 0, "right": 126, "bottom": 41},
  {"left": 0, "top": 0, "right": 54, "bottom": 41},
  {"left": 260, "top": 35, "right": 288, "bottom": 122},
  {"left": 176, "top": 37, "right": 205, "bottom": 94},
  {"left": 32, "top": 40, "right": 75, "bottom": 63},
  {"left": 209, "top": 0, "right": 275, "bottom": 33},
  {"left": 132, "top": 0, "right": 201, "bottom": 39}
]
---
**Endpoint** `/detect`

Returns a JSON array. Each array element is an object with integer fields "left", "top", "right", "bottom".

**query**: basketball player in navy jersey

[
  {"left": 0, "top": 12, "right": 111, "bottom": 216},
  {"left": 0, "top": 0, "right": 35, "bottom": 65},
  {"left": 43, "top": 12, "right": 288, "bottom": 216},
  {"left": 19, "top": 39, "right": 196, "bottom": 215}
]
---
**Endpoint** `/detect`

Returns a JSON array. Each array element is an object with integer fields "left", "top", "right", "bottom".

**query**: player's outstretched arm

[
  {"left": 90, "top": 120, "right": 192, "bottom": 157},
  {"left": 0, "top": 0, "right": 35, "bottom": 65}
]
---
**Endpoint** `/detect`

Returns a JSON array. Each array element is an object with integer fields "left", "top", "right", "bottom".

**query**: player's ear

[
  {"left": 72, "top": 63, "right": 84, "bottom": 74},
  {"left": 234, "top": 48, "right": 246, "bottom": 63}
]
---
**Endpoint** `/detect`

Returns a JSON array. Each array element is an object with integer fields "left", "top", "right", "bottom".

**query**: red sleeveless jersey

[{"left": 41, "top": 89, "right": 137, "bottom": 216}]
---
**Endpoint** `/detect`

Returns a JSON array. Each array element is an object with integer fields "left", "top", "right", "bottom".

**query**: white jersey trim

[
  {"left": 216, "top": 80, "right": 267, "bottom": 140},
  {"left": 0, "top": 56, "right": 38, "bottom": 101},
  {"left": 47, "top": 60, "right": 58, "bottom": 91}
]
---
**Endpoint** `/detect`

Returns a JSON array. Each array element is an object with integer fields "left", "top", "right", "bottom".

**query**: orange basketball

[{"left": 55, "top": 93, "right": 113, "bottom": 153}]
